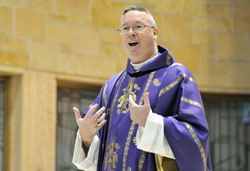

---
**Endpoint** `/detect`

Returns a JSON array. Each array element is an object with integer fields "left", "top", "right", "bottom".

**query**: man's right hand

[{"left": 73, "top": 104, "right": 106, "bottom": 149}]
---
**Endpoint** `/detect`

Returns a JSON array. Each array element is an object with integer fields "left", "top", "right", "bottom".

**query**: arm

[
  {"left": 72, "top": 105, "right": 106, "bottom": 170},
  {"left": 72, "top": 132, "right": 100, "bottom": 170},
  {"left": 136, "top": 110, "right": 175, "bottom": 159}
]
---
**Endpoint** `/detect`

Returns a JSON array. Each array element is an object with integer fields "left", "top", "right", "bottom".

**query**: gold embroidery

[
  {"left": 158, "top": 73, "right": 194, "bottom": 97},
  {"left": 108, "top": 73, "right": 127, "bottom": 128},
  {"left": 104, "top": 136, "right": 120, "bottom": 170},
  {"left": 182, "top": 73, "right": 194, "bottom": 82},
  {"left": 166, "top": 53, "right": 171, "bottom": 66},
  {"left": 127, "top": 167, "right": 132, "bottom": 171},
  {"left": 138, "top": 152, "right": 146, "bottom": 170},
  {"left": 103, "top": 82, "right": 108, "bottom": 106},
  {"left": 184, "top": 122, "right": 207, "bottom": 171},
  {"left": 159, "top": 74, "right": 183, "bottom": 97},
  {"left": 117, "top": 80, "right": 140, "bottom": 114},
  {"left": 181, "top": 97, "right": 204, "bottom": 110},
  {"left": 122, "top": 72, "right": 156, "bottom": 171},
  {"left": 122, "top": 122, "right": 136, "bottom": 171},
  {"left": 132, "top": 136, "right": 137, "bottom": 145},
  {"left": 153, "top": 78, "right": 161, "bottom": 87}
]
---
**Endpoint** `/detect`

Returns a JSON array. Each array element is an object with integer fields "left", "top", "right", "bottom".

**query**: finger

[
  {"left": 92, "top": 106, "right": 105, "bottom": 121},
  {"left": 129, "top": 95, "right": 137, "bottom": 107},
  {"left": 85, "top": 104, "right": 98, "bottom": 119},
  {"left": 96, "top": 113, "right": 106, "bottom": 124},
  {"left": 73, "top": 107, "right": 81, "bottom": 120},
  {"left": 97, "top": 119, "right": 107, "bottom": 131},
  {"left": 144, "top": 92, "right": 150, "bottom": 106}
]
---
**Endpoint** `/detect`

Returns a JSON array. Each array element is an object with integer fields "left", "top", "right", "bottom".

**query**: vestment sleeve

[
  {"left": 136, "top": 110, "right": 175, "bottom": 159},
  {"left": 160, "top": 65, "right": 211, "bottom": 170},
  {"left": 72, "top": 131, "right": 100, "bottom": 170}
]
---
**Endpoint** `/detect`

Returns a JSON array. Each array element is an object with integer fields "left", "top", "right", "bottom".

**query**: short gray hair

[{"left": 122, "top": 6, "right": 156, "bottom": 28}]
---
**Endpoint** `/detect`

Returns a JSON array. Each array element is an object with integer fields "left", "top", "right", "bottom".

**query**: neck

[{"left": 130, "top": 52, "right": 159, "bottom": 71}]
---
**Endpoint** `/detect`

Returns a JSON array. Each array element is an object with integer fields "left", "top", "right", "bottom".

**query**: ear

[
  {"left": 152, "top": 28, "right": 158, "bottom": 40},
  {"left": 153, "top": 28, "right": 158, "bottom": 36}
]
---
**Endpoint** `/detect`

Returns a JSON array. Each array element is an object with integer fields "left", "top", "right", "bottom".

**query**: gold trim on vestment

[
  {"left": 155, "top": 155, "right": 164, "bottom": 171},
  {"left": 122, "top": 71, "right": 156, "bottom": 171},
  {"left": 109, "top": 73, "right": 127, "bottom": 126},
  {"left": 184, "top": 122, "right": 207, "bottom": 171},
  {"left": 158, "top": 73, "right": 194, "bottom": 97},
  {"left": 103, "top": 82, "right": 108, "bottom": 106},
  {"left": 181, "top": 97, "right": 204, "bottom": 110}
]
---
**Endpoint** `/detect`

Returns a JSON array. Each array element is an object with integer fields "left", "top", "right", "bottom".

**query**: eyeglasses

[{"left": 117, "top": 23, "right": 154, "bottom": 34}]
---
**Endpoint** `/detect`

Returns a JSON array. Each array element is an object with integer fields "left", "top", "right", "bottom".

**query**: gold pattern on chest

[
  {"left": 153, "top": 78, "right": 161, "bottom": 87},
  {"left": 117, "top": 80, "right": 140, "bottom": 114}
]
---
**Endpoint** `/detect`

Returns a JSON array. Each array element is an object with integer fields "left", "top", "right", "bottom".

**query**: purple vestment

[{"left": 82, "top": 45, "right": 212, "bottom": 171}]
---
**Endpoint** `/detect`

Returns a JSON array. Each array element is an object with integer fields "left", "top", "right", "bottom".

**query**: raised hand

[
  {"left": 73, "top": 104, "right": 106, "bottom": 148},
  {"left": 129, "top": 92, "right": 151, "bottom": 127}
]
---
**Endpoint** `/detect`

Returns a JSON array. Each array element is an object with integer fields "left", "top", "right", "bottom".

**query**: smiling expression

[{"left": 120, "top": 10, "right": 158, "bottom": 64}]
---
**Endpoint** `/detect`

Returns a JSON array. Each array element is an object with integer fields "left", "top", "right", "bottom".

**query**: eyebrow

[{"left": 121, "top": 21, "right": 143, "bottom": 27}]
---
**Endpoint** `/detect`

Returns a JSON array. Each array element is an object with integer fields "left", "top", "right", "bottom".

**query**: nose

[
  {"left": 128, "top": 27, "right": 134, "bottom": 33},
  {"left": 127, "top": 27, "right": 136, "bottom": 35}
]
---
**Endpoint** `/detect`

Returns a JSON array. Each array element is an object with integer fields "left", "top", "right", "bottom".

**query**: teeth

[{"left": 128, "top": 41, "right": 138, "bottom": 46}]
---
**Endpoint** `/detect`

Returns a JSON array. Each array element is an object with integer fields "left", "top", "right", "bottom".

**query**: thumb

[
  {"left": 144, "top": 92, "right": 150, "bottom": 106},
  {"left": 129, "top": 94, "right": 137, "bottom": 107},
  {"left": 73, "top": 107, "right": 81, "bottom": 120}
]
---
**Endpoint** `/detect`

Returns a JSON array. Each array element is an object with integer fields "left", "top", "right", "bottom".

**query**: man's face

[{"left": 120, "top": 10, "right": 158, "bottom": 64}]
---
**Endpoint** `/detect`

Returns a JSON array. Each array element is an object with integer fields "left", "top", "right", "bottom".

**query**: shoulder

[
  {"left": 169, "top": 63, "right": 192, "bottom": 76},
  {"left": 104, "top": 70, "right": 126, "bottom": 89},
  {"left": 159, "top": 62, "right": 195, "bottom": 85}
]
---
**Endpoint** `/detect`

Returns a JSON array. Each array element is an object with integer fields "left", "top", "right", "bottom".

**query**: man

[{"left": 72, "top": 6, "right": 212, "bottom": 171}]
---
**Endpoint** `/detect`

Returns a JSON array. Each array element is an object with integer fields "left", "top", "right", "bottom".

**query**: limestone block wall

[
  {"left": 0, "top": 0, "right": 249, "bottom": 92},
  {"left": 0, "top": 0, "right": 249, "bottom": 170}
]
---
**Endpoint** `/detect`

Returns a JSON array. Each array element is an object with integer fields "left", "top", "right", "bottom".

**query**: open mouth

[{"left": 128, "top": 41, "right": 139, "bottom": 47}]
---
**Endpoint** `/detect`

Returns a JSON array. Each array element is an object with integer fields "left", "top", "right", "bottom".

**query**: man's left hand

[{"left": 129, "top": 92, "right": 151, "bottom": 127}]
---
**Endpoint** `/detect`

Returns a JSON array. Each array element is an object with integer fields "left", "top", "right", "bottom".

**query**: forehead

[{"left": 121, "top": 10, "right": 150, "bottom": 25}]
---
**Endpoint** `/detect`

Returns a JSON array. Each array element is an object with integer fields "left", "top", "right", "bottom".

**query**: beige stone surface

[
  {"left": 25, "top": 0, "right": 53, "bottom": 11},
  {"left": 0, "top": 51, "right": 28, "bottom": 68},
  {"left": 0, "top": 6, "right": 12, "bottom": 28},
  {"left": 233, "top": 7, "right": 250, "bottom": 32},
  {"left": 0, "top": 0, "right": 25, "bottom": 6},
  {"left": 56, "top": 0, "right": 90, "bottom": 10},
  {"left": 200, "top": 45, "right": 216, "bottom": 59},
  {"left": 21, "top": 71, "right": 56, "bottom": 171},
  {"left": 200, "top": 3, "right": 231, "bottom": 18},
  {"left": 217, "top": 33, "right": 248, "bottom": 60},
  {"left": 171, "top": 44, "right": 200, "bottom": 72},
  {"left": 163, "top": 15, "right": 192, "bottom": 43},
  {"left": 228, "top": 62, "right": 250, "bottom": 88},
  {"left": 196, "top": 72, "right": 228, "bottom": 87},
  {"left": 87, "top": 56, "right": 116, "bottom": 78},
  {"left": 59, "top": 52, "right": 87, "bottom": 75},
  {"left": 0, "top": 36, "right": 29, "bottom": 54},
  {"left": 157, "top": 0, "right": 201, "bottom": 16},
  {"left": 48, "top": 13, "right": 68, "bottom": 22},
  {"left": 47, "top": 21, "right": 73, "bottom": 44},
  {"left": 72, "top": 26, "right": 100, "bottom": 55},
  {"left": 192, "top": 31, "right": 216, "bottom": 45},
  {"left": 92, "top": 1, "right": 125, "bottom": 28},
  {"left": 68, "top": 10, "right": 90, "bottom": 25},
  {"left": 99, "top": 28, "right": 121, "bottom": 44},
  {"left": 15, "top": 8, "right": 46, "bottom": 40},
  {"left": 193, "top": 17, "right": 231, "bottom": 32},
  {"left": 200, "top": 59, "right": 228, "bottom": 73},
  {"left": 30, "top": 41, "right": 60, "bottom": 72}
]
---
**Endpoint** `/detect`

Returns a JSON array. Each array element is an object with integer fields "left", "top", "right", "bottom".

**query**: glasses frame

[{"left": 117, "top": 23, "right": 155, "bottom": 34}]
